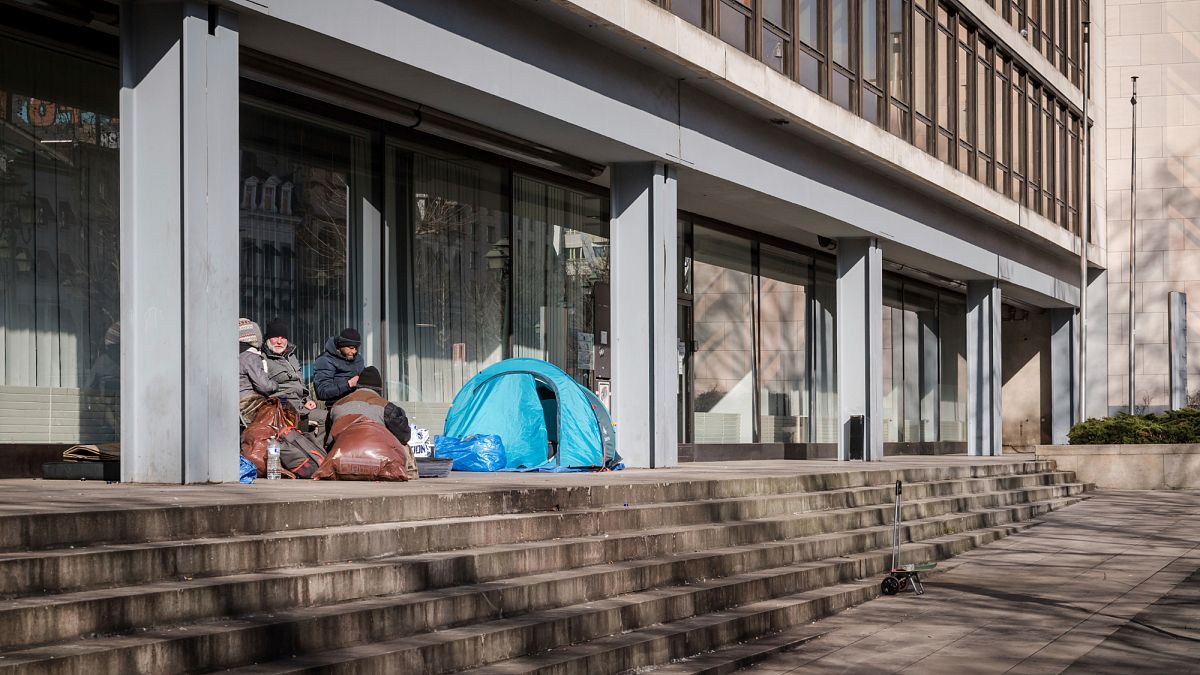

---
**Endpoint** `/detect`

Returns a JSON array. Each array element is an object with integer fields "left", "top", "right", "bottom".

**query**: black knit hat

[
  {"left": 264, "top": 318, "right": 289, "bottom": 341},
  {"left": 359, "top": 366, "right": 382, "bottom": 390},
  {"left": 335, "top": 328, "right": 361, "bottom": 347}
]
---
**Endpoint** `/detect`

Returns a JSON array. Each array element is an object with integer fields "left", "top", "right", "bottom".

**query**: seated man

[
  {"left": 327, "top": 366, "right": 411, "bottom": 446},
  {"left": 237, "top": 318, "right": 277, "bottom": 425},
  {"left": 313, "top": 328, "right": 364, "bottom": 405},
  {"left": 261, "top": 318, "right": 321, "bottom": 427}
]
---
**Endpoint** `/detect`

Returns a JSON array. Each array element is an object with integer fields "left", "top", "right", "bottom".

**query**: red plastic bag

[
  {"left": 240, "top": 398, "right": 299, "bottom": 477},
  {"left": 313, "top": 413, "right": 417, "bottom": 481}
]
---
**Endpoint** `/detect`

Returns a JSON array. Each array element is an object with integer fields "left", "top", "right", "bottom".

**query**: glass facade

[
  {"left": 651, "top": 0, "right": 1085, "bottom": 234},
  {"left": 384, "top": 144, "right": 610, "bottom": 434},
  {"left": 680, "top": 217, "right": 839, "bottom": 446},
  {"left": 0, "top": 33, "right": 121, "bottom": 443},
  {"left": 881, "top": 277, "right": 967, "bottom": 444},
  {"left": 239, "top": 103, "right": 366, "bottom": 370}
]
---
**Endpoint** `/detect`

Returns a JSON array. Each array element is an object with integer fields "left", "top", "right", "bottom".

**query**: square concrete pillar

[
  {"left": 609, "top": 163, "right": 678, "bottom": 468},
  {"left": 1050, "top": 308, "right": 1078, "bottom": 444},
  {"left": 1084, "top": 269, "right": 1109, "bottom": 420},
  {"left": 836, "top": 238, "right": 883, "bottom": 461},
  {"left": 120, "top": 1, "right": 240, "bottom": 482},
  {"left": 967, "top": 281, "right": 1002, "bottom": 456}
]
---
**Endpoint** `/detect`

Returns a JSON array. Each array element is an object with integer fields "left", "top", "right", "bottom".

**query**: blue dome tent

[{"left": 442, "top": 358, "right": 619, "bottom": 470}]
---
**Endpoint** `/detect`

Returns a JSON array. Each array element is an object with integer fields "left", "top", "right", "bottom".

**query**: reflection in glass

[
  {"left": 832, "top": 0, "right": 851, "bottom": 67},
  {"left": 939, "top": 292, "right": 966, "bottom": 441},
  {"left": 798, "top": 0, "right": 819, "bottom": 46},
  {"left": 718, "top": 2, "right": 750, "bottom": 52},
  {"left": 670, "top": 0, "right": 705, "bottom": 28},
  {"left": 0, "top": 35, "right": 120, "bottom": 442},
  {"left": 888, "top": 0, "right": 906, "bottom": 100},
  {"left": 762, "top": 28, "right": 787, "bottom": 73},
  {"left": 240, "top": 104, "right": 363, "bottom": 374},
  {"left": 863, "top": 0, "right": 879, "bottom": 84},
  {"left": 512, "top": 175, "right": 609, "bottom": 387},
  {"left": 391, "top": 149, "right": 509, "bottom": 427},
  {"left": 692, "top": 227, "right": 755, "bottom": 444},
  {"left": 758, "top": 246, "right": 811, "bottom": 443},
  {"left": 799, "top": 51, "right": 821, "bottom": 92}
]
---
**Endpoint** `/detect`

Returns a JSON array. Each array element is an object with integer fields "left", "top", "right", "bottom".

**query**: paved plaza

[{"left": 740, "top": 490, "right": 1200, "bottom": 674}]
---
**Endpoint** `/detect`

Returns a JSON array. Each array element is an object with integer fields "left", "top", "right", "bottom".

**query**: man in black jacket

[{"left": 312, "top": 328, "right": 364, "bottom": 405}]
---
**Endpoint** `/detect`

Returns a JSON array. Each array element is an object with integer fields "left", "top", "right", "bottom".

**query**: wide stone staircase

[{"left": 0, "top": 461, "right": 1088, "bottom": 674}]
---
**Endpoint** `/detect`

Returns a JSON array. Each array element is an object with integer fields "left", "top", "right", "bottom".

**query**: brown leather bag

[
  {"left": 240, "top": 398, "right": 299, "bottom": 477},
  {"left": 313, "top": 413, "right": 417, "bottom": 481}
]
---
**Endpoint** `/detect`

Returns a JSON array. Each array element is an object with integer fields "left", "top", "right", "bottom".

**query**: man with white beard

[{"left": 262, "top": 318, "right": 321, "bottom": 429}]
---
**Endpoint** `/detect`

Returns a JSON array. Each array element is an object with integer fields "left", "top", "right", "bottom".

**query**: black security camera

[{"left": 817, "top": 236, "right": 837, "bottom": 250}]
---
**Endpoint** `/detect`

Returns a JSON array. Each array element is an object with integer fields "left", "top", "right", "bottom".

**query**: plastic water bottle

[{"left": 266, "top": 437, "right": 281, "bottom": 480}]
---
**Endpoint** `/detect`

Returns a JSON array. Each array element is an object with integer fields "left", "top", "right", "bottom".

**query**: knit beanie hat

[
  {"left": 358, "top": 366, "right": 383, "bottom": 390},
  {"left": 238, "top": 318, "right": 262, "bottom": 348},
  {"left": 335, "top": 328, "right": 361, "bottom": 348},
  {"left": 264, "top": 318, "right": 289, "bottom": 341}
]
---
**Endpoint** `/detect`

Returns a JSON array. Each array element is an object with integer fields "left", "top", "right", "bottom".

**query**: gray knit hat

[{"left": 238, "top": 318, "right": 262, "bottom": 348}]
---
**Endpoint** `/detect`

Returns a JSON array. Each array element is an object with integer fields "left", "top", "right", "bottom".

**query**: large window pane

[
  {"left": 939, "top": 291, "right": 966, "bottom": 441},
  {"left": 692, "top": 227, "right": 755, "bottom": 444},
  {"left": 758, "top": 246, "right": 811, "bottom": 443},
  {"left": 914, "top": 12, "right": 930, "bottom": 116},
  {"left": 512, "top": 175, "right": 609, "bottom": 387},
  {"left": 761, "top": 28, "right": 788, "bottom": 73},
  {"left": 798, "top": 0, "right": 819, "bottom": 46},
  {"left": 764, "top": 0, "right": 789, "bottom": 26},
  {"left": 937, "top": 27, "right": 953, "bottom": 134},
  {"left": 863, "top": 0, "right": 879, "bottom": 85},
  {"left": 832, "top": 0, "right": 851, "bottom": 67},
  {"left": 389, "top": 148, "right": 509, "bottom": 431},
  {"left": 809, "top": 260, "right": 839, "bottom": 443},
  {"left": 240, "top": 103, "right": 364, "bottom": 378},
  {"left": 0, "top": 34, "right": 121, "bottom": 442},
  {"left": 888, "top": 0, "right": 906, "bottom": 100},
  {"left": 718, "top": 1, "right": 751, "bottom": 52},
  {"left": 670, "top": 0, "right": 705, "bottom": 28}
]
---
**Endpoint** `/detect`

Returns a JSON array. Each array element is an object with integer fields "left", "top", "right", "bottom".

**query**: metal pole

[
  {"left": 1128, "top": 76, "right": 1138, "bottom": 414},
  {"left": 1078, "top": 19, "right": 1090, "bottom": 424}
]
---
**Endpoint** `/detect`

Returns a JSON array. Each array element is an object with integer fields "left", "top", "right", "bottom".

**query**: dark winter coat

[
  {"left": 312, "top": 337, "right": 364, "bottom": 404},
  {"left": 328, "top": 388, "right": 411, "bottom": 445},
  {"left": 264, "top": 343, "right": 310, "bottom": 412}
]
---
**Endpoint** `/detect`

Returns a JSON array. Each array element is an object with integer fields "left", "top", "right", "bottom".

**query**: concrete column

[
  {"left": 120, "top": 1, "right": 240, "bottom": 483},
  {"left": 609, "top": 163, "right": 678, "bottom": 468},
  {"left": 1168, "top": 292, "right": 1188, "bottom": 410},
  {"left": 966, "top": 281, "right": 1002, "bottom": 456},
  {"left": 836, "top": 238, "right": 883, "bottom": 461},
  {"left": 1084, "top": 269, "right": 1109, "bottom": 420},
  {"left": 1050, "top": 308, "right": 1078, "bottom": 444}
]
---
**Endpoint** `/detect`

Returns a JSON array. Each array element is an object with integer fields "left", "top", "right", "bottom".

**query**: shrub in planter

[
  {"left": 1067, "top": 408, "right": 1200, "bottom": 445},
  {"left": 1155, "top": 407, "right": 1200, "bottom": 443}
]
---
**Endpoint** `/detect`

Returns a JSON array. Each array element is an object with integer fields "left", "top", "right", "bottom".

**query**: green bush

[{"left": 1068, "top": 408, "right": 1200, "bottom": 445}]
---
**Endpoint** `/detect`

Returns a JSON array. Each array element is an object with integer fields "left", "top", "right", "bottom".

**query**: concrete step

[
  {"left": 0, "top": 473, "right": 1082, "bottom": 599},
  {"left": 0, "top": 483, "right": 1079, "bottom": 652},
  {"left": 0, "top": 461, "right": 1059, "bottom": 552},
  {"left": 456, "top": 520, "right": 1074, "bottom": 675},
  {"left": 0, "top": 495, "right": 1084, "bottom": 674},
  {"left": 228, "top": 514, "right": 1075, "bottom": 674}
]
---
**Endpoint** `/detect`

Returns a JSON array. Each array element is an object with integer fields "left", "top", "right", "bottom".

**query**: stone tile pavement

[{"left": 742, "top": 490, "right": 1200, "bottom": 674}]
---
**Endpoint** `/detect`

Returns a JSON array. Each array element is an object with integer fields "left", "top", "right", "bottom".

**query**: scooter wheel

[{"left": 881, "top": 575, "right": 901, "bottom": 595}]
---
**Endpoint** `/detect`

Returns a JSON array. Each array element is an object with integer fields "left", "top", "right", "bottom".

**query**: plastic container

[
  {"left": 266, "top": 437, "right": 281, "bottom": 480},
  {"left": 416, "top": 457, "right": 454, "bottom": 478}
]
